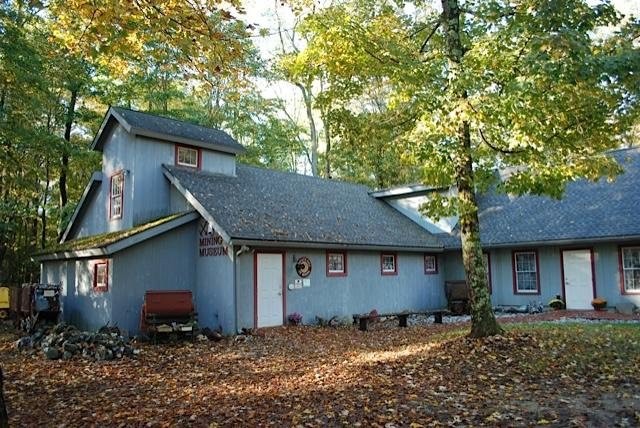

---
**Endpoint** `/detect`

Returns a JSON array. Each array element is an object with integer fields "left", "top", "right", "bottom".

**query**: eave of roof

[
  {"left": 370, "top": 183, "right": 450, "bottom": 199},
  {"left": 90, "top": 107, "right": 245, "bottom": 155},
  {"left": 59, "top": 171, "right": 103, "bottom": 243},
  {"left": 35, "top": 211, "right": 198, "bottom": 261},
  {"left": 163, "top": 164, "right": 443, "bottom": 250}
]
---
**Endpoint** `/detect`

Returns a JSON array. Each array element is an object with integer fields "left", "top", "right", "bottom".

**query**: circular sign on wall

[{"left": 295, "top": 256, "right": 312, "bottom": 278}]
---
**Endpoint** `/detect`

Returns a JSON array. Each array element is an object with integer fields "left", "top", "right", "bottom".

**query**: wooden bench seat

[{"left": 352, "top": 309, "right": 450, "bottom": 331}]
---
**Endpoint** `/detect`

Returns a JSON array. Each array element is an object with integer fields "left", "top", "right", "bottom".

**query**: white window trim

[
  {"left": 176, "top": 146, "right": 199, "bottom": 168},
  {"left": 326, "top": 252, "right": 346, "bottom": 276},
  {"left": 110, "top": 172, "right": 123, "bottom": 220},
  {"left": 514, "top": 251, "right": 539, "bottom": 294},
  {"left": 621, "top": 246, "right": 640, "bottom": 293},
  {"left": 424, "top": 254, "right": 437, "bottom": 274},
  {"left": 381, "top": 253, "right": 397, "bottom": 275},
  {"left": 94, "top": 261, "right": 108, "bottom": 291}
]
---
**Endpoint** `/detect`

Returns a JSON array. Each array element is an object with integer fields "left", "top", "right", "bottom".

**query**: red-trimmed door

[
  {"left": 256, "top": 253, "right": 284, "bottom": 327},
  {"left": 562, "top": 249, "right": 595, "bottom": 310}
]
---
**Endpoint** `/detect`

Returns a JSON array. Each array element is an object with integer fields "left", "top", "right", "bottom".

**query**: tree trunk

[
  {"left": 442, "top": 0, "right": 502, "bottom": 337},
  {"left": 321, "top": 108, "right": 331, "bottom": 178},
  {"left": 296, "top": 83, "right": 319, "bottom": 176},
  {"left": 41, "top": 161, "right": 50, "bottom": 250},
  {"left": 60, "top": 87, "right": 78, "bottom": 209},
  {"left": 0, "top": 367, "right": 8, "bottom": 427}
]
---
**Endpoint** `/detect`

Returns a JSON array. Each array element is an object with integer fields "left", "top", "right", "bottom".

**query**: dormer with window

[{"left": 60, "top": 107, "right": 244, "bottom": 242}]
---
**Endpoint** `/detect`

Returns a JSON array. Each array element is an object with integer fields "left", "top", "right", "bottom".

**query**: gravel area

[{"left": 380, "top": 309, "right": 640, "bottom": 328}]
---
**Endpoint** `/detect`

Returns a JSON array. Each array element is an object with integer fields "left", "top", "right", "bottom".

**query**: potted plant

[
  {"left": 591, "top": 297, "right": 607, "bottom": 311},
  {"left": 548, "top": 295, "right": 565, "bottom": 310},
  {"left": 287, "top": 312, "right": 303, "bottom": 326}
]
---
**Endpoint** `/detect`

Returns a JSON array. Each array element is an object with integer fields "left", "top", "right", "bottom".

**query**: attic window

[
  {"left": 110, "top": 171, "right": 124, "bottom": 219},
  {"left": 381, "top": 253, "right": 397, "bottom": 276},
  {"left": 176, "top": 145, "right": 200, "bottom": 168}
]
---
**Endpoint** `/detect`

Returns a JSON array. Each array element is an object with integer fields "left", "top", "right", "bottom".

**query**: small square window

[
  {"left": 326, "top": 251, "right": 347, "bottom": 276},
  {"left": 176, "top": 145, "right": 200, "bottom": 168},
  {"left": 381, "top": 253, "right": 397, "bottom": 275},
  {"left": 94, "top": 261, "right": 108, "bottom": 292},
  {"left": 424, "top": 254, "right": 438, "bottom": 274}
]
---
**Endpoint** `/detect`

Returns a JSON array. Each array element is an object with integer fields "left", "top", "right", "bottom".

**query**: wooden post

[
  {"left": 434, "top": 312, "right": 443, "bottom": 324},
  {"left": 398, "top": 314, "right": 408, "bottom": 327},
  {"left": 358, "top": 317, "right": 369, "bottom": 331}
]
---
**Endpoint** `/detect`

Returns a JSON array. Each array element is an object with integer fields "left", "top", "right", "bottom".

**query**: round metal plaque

[{"left": 295, "top": 256, "right": 312, "bottom": 278}]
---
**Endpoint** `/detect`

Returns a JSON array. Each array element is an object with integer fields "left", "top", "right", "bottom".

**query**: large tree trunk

[
  {"left": 59, "top": 87, "right": 78, "bottom": 209},
  {"left": 442, "top": 0, "right": 502, "bottom": 337}
]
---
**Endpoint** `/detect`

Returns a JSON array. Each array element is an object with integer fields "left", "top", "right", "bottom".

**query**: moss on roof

[{"left": 35, "top": 212, "right": 192, "bottom": 256}]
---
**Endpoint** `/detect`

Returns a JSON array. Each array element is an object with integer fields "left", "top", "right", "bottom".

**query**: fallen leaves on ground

[{"left": 1, "top": 313, "right": 639, "bottom": 427}]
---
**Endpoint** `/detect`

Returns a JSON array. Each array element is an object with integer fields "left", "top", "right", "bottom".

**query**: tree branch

[
  {"left": 420, "top": 20, "right": 441, "bottom": 53},
  {"left": 479, "top": 128, "right": 525, "bottom": 154}
]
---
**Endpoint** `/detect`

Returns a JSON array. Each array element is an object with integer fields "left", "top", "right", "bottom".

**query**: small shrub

[
  {"left": 368, "top": 309, "right": 379, "bottom": 322},
  {"left": 548, "top": 295, "right": 565, "bottom": 310}
]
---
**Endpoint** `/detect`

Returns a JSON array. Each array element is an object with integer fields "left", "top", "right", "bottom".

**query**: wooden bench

[{"left": 352, "top": 309, "right": 450, "bottom": 331}]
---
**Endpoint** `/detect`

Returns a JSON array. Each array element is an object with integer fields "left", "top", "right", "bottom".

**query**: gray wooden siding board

[
  {"left": 235, "top": 249, "right": 447, "bottom": 330},
  {"left": 195, "top": 233, "right": 235, "bottom": 333},
  {"left": 111, "top": 221, "right": 197, "bottom": 336},
  {"left": 444, "top": 243, "right": 640, "bottom": 308}
]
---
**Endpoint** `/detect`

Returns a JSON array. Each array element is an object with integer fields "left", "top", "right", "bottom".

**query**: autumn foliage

[{"left": 1, "top": 313, "right": 639, "bottom": 426}]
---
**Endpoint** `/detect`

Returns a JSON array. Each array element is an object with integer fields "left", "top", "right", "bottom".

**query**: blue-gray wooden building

[{"left": 36, "top": 107, "right": 640, "bottom": 335}]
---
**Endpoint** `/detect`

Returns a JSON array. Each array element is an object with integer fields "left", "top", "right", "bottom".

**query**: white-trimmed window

[
  {"left": 94, "top": 261, "right": 108, "bottom": 292},
  {"left": 513, "top": 251, "right": 539, "bottom": 293},
  {"left": 176, "top": 145, "right": 200, "bottom": 168},
  {"left": 381, "top": 253, "right": 397, "bottom": 275},
  {"left": 326, "top": 251, "right": 347, "bottom": 277},
  {"left": 621, "top": 246, "right": 640, "bottom": 293},
  {"left": 110, "top": 172, "right": 124, "bottom": 219},
  {"left": 424, "top": 254, "right": 438, "bottom": 274}
]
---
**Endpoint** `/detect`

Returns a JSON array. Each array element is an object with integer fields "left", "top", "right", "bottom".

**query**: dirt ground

[{"left": 1, "top": 311, "right": 639, "bottom": 427}]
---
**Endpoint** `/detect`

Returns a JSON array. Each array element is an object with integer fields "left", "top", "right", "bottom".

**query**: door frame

[
  {"left": 253, "top": 250, "right": 286, "bottom": 329},
  {"left": 560, "top": 247, "right": 596, "bottom": 305}
]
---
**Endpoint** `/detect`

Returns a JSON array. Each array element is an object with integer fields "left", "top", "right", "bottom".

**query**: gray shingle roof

[
  {"left": 441, "top": 147, "right": 640, "bottom": 248},
  {"left": 164, "top": 164, "right": 442, "bottom": 249},
  {"left": 110, "top": 107, "right": 244, "bottom": 153}
]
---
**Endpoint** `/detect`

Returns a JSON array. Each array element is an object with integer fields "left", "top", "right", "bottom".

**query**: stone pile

[{"left": 15, "top": 322, "right": 138, "bottom": 361}]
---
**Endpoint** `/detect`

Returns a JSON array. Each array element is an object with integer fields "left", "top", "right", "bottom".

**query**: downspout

[{"left": 233, "top": 245, "right": 238, "bottom": 334}]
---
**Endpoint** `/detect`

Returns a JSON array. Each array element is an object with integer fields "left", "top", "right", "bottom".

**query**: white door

[
  {"left": 563, "top": 249, "right": 594, "bottom": 310},
  {"left": 256, "top": 253, "right": 284, "bottom": 327}
]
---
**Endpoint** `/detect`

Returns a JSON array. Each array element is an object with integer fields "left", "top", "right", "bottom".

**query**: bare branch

[
  {"left": 479, "top": 128, "right": 525, "bottom": 154},
  {"left": 420, "top": 20, "right": 441, "bottom": 53}
]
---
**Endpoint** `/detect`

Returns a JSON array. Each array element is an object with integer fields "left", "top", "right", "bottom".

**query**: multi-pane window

[
  {"left": 110, "top": 172, "right": 123, "bottom": 219},
  {"left": 381, "top": 253, "right": 397, "bottom": 275},
  {"left": 326, "top": 252, "right": 347, "bottom": 276},
  {"left": 514, "top": 251, "right": 539, "bottom": 293},
  {"left": 94, "top": 262, "right": 108, "bottom": 291},
  {"left": 176, "top": 145, "right": 199, "bottom": 168},
  {"left": 424, "top": 254, "right": 438, "bottom": 274},
  {"left": 621, "top": 247, "right": 640, "bottom": 293}
]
